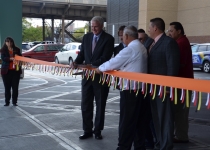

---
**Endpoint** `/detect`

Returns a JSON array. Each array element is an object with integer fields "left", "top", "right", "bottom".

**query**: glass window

[
  {"left": 72, "top": 45, "right": 76, "bottom": 50},
  {"left": 60, "top": 45, "right": 67, "bottom": 51},
  {"left": 191, "top": 45, "right": 198, "bottom": 53},
  {"left": 66, "top": 45, "right": 71, "bottom": 51},
  {"left": 22, "top": 44, "right": 30, "bottom": 50},
  {"left": 207, "top": 46, "right": 210, "bottom": 51},
  {"left": 197, "top": 45, "right": 207, "bottom": 52},
  {"left": 34, "top": 46, "right": 44, "bottom": 52},
  {"left": 47, "top": 45, "right": 61, "bottom": 51}
]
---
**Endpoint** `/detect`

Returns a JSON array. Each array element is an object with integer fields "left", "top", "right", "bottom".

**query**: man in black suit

[
  {"left": 74, "top": 16, "right": 114, "bottom": 140},
  {"left": 148, "top": 18, "right": 180, "bottom": 150},
  {"left": 138, "top": 29, "right": 154, "bottom": 52},
  {"left": 114, "top": 25, "right": 126, "bottom": 56}
]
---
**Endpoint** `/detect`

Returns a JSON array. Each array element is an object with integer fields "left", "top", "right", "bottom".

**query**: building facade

[{"left": 107, "top": 0, "right": 210, "bottom": 43}]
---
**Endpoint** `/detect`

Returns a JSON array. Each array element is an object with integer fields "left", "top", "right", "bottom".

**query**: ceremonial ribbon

[{"left": 14, "top": 55, "right": 210, "bottom": 110}]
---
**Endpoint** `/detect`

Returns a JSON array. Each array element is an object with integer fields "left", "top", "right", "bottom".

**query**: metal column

[
  {"left": 51, "top": 18, "right": 54, "bottom": 41},
  {"left": 42, "top": 18, "right": 45, "bottom": 41},
  {"left": 61, "top": 16, "right": 65, "bottom": 44},
  {"left": 0, "top": 0, "right": 22, "bottom": 48}
]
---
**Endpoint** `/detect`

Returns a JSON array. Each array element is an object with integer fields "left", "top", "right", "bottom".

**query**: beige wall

[
  {"left": 138, "top": 0, "right": 210, "bottom": 42},
  {"left": 138, "top": 0, "right": 178, "bottom": 33},
  {"left": 178, "top": 0, "right": 210, "bottom": 37}
]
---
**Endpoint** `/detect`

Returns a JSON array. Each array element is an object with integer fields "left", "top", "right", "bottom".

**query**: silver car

[{"left": 55, "top": 42, "right": 81, "bottom": 65}]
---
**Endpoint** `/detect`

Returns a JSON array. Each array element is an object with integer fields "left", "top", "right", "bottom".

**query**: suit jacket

[
  {"left": 148, "top": 34, "right": 180, "bottom": 77},
  {"left": 75, "top": 31, "right": 114, "bottom": 85},
  {"left": 144, "top": 36, "right": 154, "bottom": 52},
  {"left": 114, "top": 43, "right": 124, "bottom": 56},
  {"left": 1, "top": 46, "right": 22, "bottom": 75}
]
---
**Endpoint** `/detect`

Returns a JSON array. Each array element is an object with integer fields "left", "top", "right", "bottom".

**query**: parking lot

[{"left": 0, "top": 70, "right": 210, "bottom": 150}]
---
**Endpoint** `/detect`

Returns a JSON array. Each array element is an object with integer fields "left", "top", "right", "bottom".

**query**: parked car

[
  {"left": 190, "top": 43, "right": 198, "bottom": 47},
  {"left": 28, "top": 41, "right": 41, "bottom": 48},
  {"left": 55, "top": 42, "right": 81, "bottom": 65},
  {"left": 192, "top": 43, "right": 210, "bottom": 73},
  {"left": 40, "top": 41, "right": 56, "bottom": 44},
  {"left": 22, "top": 44, "right": 64, "bottom": 62},
  {"left": 22, "top": 43, "right": 31, "bottom": 52}
]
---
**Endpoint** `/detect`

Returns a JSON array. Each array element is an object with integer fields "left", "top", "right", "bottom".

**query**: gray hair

[
  {"left": 91, "top": 16, "right": 104, "bottom": 26},
  {"left": 123, "top": 25, "right": 138, "bottom": 39}
]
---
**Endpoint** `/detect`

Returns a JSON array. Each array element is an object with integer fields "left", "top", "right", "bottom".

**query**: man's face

[
  {"left": 148, "top": 22, "right": 156, "bottom": 39},
  {"left": 118, "top": 30, "right": 123, "bottom": 43},
  {"left": 168, "top": 25, "right": 180, "bottom": 40},
  {"left": 138, "top": 33, "right": 146, "bottom": 43},
  {"left": 91, "top": 21, "right": 103, "bottom": 35}
]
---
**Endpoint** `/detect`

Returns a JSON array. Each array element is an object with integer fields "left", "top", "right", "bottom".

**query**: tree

[
  {"left": 73, "top": 23, "right": 89, "bottom": 41},
  {"left": 22, "top": 26, "right": 43, "bottom": 42},
  {"left": 22, "top": 18, "right": 31, "bottom": 31},
  {"left": 22, "top": 18, "right": 53, "bottom": 42}
]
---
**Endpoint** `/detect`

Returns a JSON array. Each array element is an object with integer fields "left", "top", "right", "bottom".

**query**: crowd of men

[{"left": 73, "top": 16, "right": 193, "bottom": 150}]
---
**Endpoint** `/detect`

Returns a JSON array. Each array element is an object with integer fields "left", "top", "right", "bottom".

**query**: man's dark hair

[
  {"left": 150, "top": 18, "right": 165, "bottom": 32},
  {"left": 118, "top": 25, "right": 126, "bottom": 35},
  {"left": 170, "top": 22, "right": 185, "bottom": 35},
  {"left": 119, "top": 25, "right": 126, "bottom": 31},
  {"left": 138, "top": 29, "right": 145, "bottom": 33}
]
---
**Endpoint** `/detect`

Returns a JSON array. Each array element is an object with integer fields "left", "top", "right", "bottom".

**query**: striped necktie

[
  {"left": 92, "top": 36, "right": 98, "bottom": 53},
  {"left": 149, "top": 42, "right": 155, "bottom": 53}
]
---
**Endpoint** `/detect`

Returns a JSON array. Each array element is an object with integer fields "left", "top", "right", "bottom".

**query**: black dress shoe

[
  {"left": 4, "top": 103, "right": 9, "bottom": 106},
  {"left": 79, "top": 133, "right": 93, "bottom": 139},
  {"left": 95, "top": 134, "right": 103, "bottom": 140},
  {"left": 13, "top": 104, "right": 18, "bottom": 106}
]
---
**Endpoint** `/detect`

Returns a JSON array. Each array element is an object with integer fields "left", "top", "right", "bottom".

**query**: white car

[{"left": 55, "top": 42, "right": 81, "bottom": 65}]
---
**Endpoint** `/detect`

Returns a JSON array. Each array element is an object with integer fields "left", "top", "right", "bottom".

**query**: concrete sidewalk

[{"left": 0, "top": 72, "right": 210, "bottom": 150}]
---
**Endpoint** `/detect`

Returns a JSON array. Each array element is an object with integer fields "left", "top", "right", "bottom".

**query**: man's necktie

[
  {"left": 92, "top": 36, "right": 98, "bottom": 53},
  {"left": 149, "top": 42, "right": 155, "bottom": 53}
]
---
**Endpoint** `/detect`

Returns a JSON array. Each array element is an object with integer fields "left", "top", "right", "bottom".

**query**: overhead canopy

[{"left": 22, "top": 0, "right": 107, "bottom": 21}]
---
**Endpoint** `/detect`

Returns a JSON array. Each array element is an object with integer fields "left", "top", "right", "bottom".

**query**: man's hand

[
  {"left": 71, "top": 62, "right": 78, "bottom": 69},
  {"left": 95, "top": 68, "right": 102, "bottom": 74}
]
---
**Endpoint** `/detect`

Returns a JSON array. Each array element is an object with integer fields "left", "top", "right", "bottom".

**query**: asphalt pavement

[{"left": 0, "top": 70, "right": 209, "bottom": 150}]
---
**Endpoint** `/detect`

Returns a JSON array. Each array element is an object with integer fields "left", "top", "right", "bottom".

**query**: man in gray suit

[{"left": 148, "top": 18, "right": 180, "bottom": 150}]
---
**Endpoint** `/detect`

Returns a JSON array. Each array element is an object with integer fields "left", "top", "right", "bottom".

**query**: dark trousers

[
  {"left": 118, "top": 90, "right": 146, "bottom": 150},
  {"left": 144, "top": 94, "right": 156, "bottom": 147},
  {"left": 150, "top": 94, "right": 174, "bottom": 150},
  {"left": 174, "top": 89, "right": 191, "bottom": 141},
  {"left": 2, "top": 70, "right": 20, "bottom": 104},
  {"left": 81, "top": 79, "right": 109, "bottom": 134}
]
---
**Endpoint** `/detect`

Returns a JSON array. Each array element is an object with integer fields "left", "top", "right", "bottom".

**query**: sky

[{"left": 26, "top": 18, "right": 87, "bottom": 28}]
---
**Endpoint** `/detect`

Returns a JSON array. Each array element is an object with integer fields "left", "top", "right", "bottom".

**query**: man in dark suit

[
  {"left": 148, "top": 18, "right": 180, "bottom": 150},
  {"left": 74, "top": 16, "right": 114, "bottom": 140},
  {"left": 114, "top": 25, "right": 126, "bottom": 56},
  {"left": 138, "top": 29, "right": 154, "bottom": 52}
]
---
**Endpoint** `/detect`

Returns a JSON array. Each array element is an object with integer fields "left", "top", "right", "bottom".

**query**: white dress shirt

[{"left": 99, "top": 39, "right": 147, "bottom": 90}]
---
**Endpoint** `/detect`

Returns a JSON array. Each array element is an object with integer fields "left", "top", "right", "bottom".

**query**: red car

[{"left": 22, "top": 44, "right": 64, "bottom": 62}]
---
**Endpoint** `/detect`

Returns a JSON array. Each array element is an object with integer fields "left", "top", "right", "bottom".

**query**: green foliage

[
  {"left": 23, "top": 26, "right": 43, "bottom": 42},
  {"left": 22, "top": 18, "right": 52, "bottom": 42},
  {"left": 73, "top": 28, "right": 85, "bottom": 41},
  {"left": 73, "top": 24, "right": 89, "bottom": 41},
  {"left": 22, "top": 18, "right": 31, "bottom": 32}
]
